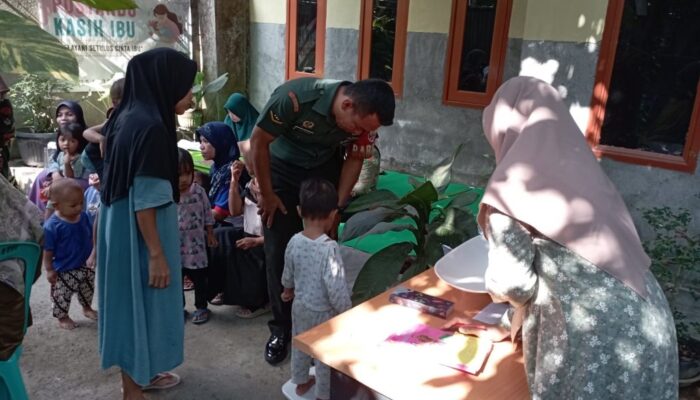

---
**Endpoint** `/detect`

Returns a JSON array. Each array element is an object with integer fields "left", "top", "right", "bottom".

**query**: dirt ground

[{"left": 19, "top": 276, "right": 291, "bottom": 400}]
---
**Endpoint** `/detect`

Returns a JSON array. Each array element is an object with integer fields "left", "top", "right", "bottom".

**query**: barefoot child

[
  {"left": 281, "top": 178, "right": 352, "bottom": 400},
  {"left": 42, "top": 179, "right": 97, "bottom": 329},
  {"left": 177, "top": 148, "right": 217, "bottom": 324}
]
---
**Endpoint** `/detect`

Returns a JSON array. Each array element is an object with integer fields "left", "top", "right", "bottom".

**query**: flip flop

[
  {"left": 192, "top": 308, "right": 210, "bottom": 325},
  {"left": 235, "top": 304, "right": 271, "bottom": 319},
  {"left": 142, "top": 372, "right": 181, "bottom": 391}
]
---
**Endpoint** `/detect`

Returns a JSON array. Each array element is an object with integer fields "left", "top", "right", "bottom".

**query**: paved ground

[
  {"left": 10, "top": 164, "right": 699, "bottom": 400},
  {"left": 20, "top": 276, "right": 291, "bottom": 400}
]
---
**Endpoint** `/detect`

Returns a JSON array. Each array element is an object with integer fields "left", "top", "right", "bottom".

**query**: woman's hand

[
  {"left": 148, "top": 253, "right": 170, "bottom": 288},
  {"left": 230, "top": 160, "right": 244, "bottom": 183},
  {"left": 442, "top": 317, "right": 510, "bottom": 342}
]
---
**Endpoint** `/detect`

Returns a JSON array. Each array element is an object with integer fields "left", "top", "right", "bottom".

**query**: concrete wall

[{"left": 247, "top": 0, "right": 700, "bottom": 236}]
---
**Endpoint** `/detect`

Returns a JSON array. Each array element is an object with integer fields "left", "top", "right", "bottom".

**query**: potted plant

[
  {"left": 178, "top": 71, "right": 229, "bottom": 132},
  {"left": 10, "top": 74, "right": 72, "bottom": 167},
  {"left": 641, "top": 207, "right": 700, "bottom": 364},
  {"left": 341, "top": 144, "right": 481, "bottom": 305}
]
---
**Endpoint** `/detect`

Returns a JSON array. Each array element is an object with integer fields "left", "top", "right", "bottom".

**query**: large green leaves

[
  {"left": 430, "top": 207, "right": 479, "bottom": 246},
  {"left": 443, "top": 190, "right": 480, "bottom": 210},
  {"left": 428, "top": 143, "right": 465, "bottom": 193},
  {"left": 344, "top": 189, "right": 400, "bottom": 213},
  {"left": 193, "top": 72, "right": 229, "bottom": 109},
  {"left": 203, "top": 73, "right": 229, "bottom": 94},
  {"left": 0, "top": 11, "right": 78, "bottom": 81},
  {"left": 340, "top": 207, "right": 406, "bottom": 242},
  {"left": 351, "top": 242, "right": 413, "bottom": 305},
  {"left": 73, "top": 0, "right": 138, "bottom": 10},
  {"left": 398, "top": 181, "right": 438, "bottom": 225}
]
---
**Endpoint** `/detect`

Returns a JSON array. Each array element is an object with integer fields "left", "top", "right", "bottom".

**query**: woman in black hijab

[{"left": 97, "top": 48, "right": 196, "bottom": 398}]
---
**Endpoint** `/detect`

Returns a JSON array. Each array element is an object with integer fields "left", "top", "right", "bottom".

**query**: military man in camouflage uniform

[{"left": 250, "top": 78, "right": 395, "bottom": 365}]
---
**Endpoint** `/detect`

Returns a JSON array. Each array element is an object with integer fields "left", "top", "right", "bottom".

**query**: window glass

[
  {"left": 368, "top": 0, "right": 398, "bottom": 82},
  {"left": 600, "top": 0, "right": 700, "bottom": 156},
  {"left": 296, "top": 0, "right": 318, "bottom": 73},
  {"left": 457, "top": 0, "right": 497, "bottom": 93}
]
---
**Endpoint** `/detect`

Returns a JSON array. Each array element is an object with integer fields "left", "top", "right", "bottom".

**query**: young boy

[
  {"left": 281, "top": 178, "right": 352, "bottom": 400},
  {"left": 42, "top": 178, "right": 97, "bottom": 330}
]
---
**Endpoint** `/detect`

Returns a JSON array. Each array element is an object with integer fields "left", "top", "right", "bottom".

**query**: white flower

[
  {"left": 623, "top": 305, "right": 635, "bottom": 317},
  {"left": 583, "top": 382, "right": 594, "bottom": 394},
  {"left": 607, "top": 383, "right": 617, "bottom": 393},
  {"left": 599, "top": 353, "right": 611, "bottom": 365},
  {"left": 620, "top": 372, "right": 630, "bottom": 383},
  {"left": 587, "top": 315, "right": 598, "bottom": 327},
  {"left": 536, "top": 382, "right": 545, "bottom": 394},
  {"left": 552, "top": 354, "right": 563, "bottom": 366},
  {"left": 586, "top": 362, "right": 600, "bottom": 373}
]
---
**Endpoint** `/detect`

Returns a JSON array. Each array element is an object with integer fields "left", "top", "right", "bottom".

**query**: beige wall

[
  {"left": 327, "top": 0, "right": 361, "bottom": 29},
  {"left": 250, "top": 0, "right": 286, "bottom": 24},
  {"left": 250, "top": 0, "right": 610, "bottom": 43},
  {"left": 514, "top": 0, "right": 608, "bottom": 42},
  {"left": 407, "top": 0, "right": 452, "bottom": 33}
]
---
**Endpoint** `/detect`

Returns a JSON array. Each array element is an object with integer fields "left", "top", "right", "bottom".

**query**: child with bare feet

[
  {"left": 281, "top": 178, "right": 352, "bottom": 400},
  {"left": 42, "top": 179, "right": 97, "bottom": 329}
]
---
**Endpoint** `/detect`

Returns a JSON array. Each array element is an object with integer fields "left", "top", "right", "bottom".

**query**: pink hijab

[{"left": 478, "top": 76, "right": 650, "bottom": 298}]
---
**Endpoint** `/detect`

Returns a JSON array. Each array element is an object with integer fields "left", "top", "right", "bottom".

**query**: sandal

[
  {"left": 235, "top": 304, "right": 271, "bottom": 319},
  {"left": 209, "top": 292, "right": 224, "bottom": 306},
  {"left": 142, "top": 372, "right": 181, "bottom": 391},
  {"left": 192, "top": 308, "right": 210, "bottom": 325},
  {"left": 183, "top": 276, "right": 194, "bottom": 291}
]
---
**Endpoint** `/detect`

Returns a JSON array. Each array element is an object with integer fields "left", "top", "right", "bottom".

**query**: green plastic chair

[{"left": 0, "top": 241, "right": 41, "bottom": 400}]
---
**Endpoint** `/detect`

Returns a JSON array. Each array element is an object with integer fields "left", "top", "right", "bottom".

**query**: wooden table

[{"left": 293, "top": 269, "right": 530, "bottom": 400}]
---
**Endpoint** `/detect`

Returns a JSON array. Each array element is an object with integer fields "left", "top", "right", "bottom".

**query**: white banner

[{"left": 38, "top": 0, "right": 192, "bottom": 89}]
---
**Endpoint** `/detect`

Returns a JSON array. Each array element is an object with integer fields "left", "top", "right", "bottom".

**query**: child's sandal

[{"left": 192, "top": 308, "right": 210, "bottom": 325}]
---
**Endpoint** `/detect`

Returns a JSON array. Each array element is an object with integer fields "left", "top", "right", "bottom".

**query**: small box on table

[{"left": 389, "top": 286, "right": 454, "bottom": 319}]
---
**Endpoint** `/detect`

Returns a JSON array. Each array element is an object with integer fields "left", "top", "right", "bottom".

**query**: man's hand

[
  {"left": 148, "top": 253, "right": 170, "bottom": 288},
  {"left": 327, "top": 211, "right": 341, "bottom": 240},
  {"left": 236, "top": 237, "right": 262, "bottom": 250},
  {"left": 258, "top": 192, "right": 287, "bottom": 228}
]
